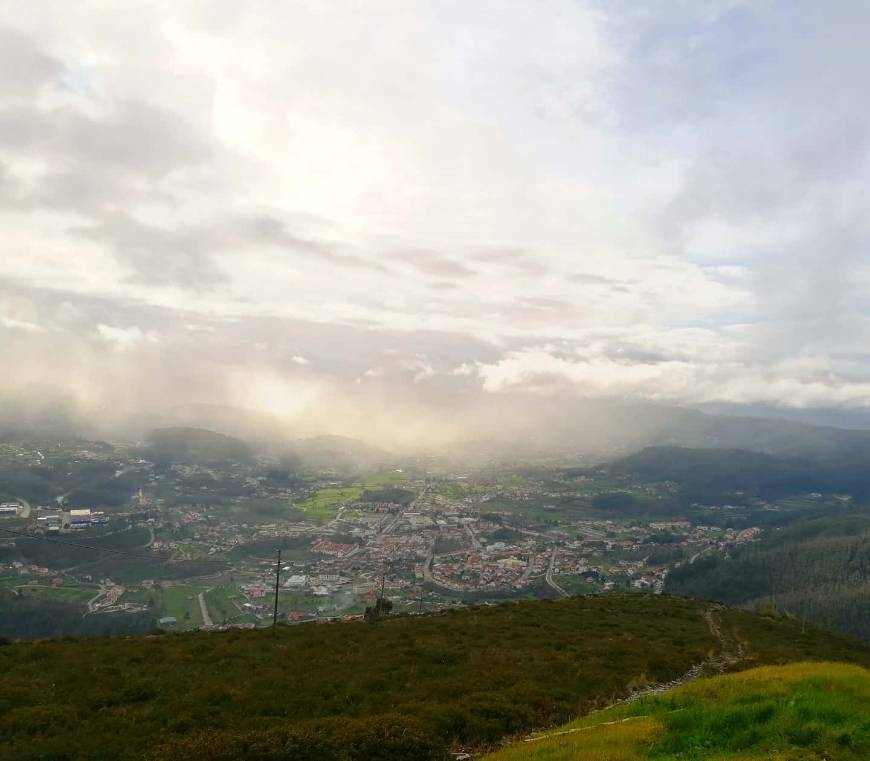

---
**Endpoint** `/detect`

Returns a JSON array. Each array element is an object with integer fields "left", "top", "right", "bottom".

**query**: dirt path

[
  {"left": 523, "top": 605, "right": 745, "bottom": 744},
  {"left": 198, "top": 589, "right": 214, "bottom": 627},
  {"left": 617, "top": 605, "right": 745, "bottom": 703}
]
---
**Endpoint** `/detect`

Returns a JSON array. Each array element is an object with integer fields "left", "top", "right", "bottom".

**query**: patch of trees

[
  {"left": 0, "top": 465, "right": 56, "bottom": 503},
  {"left": 227, "top": 535, "right": 313, "bottom": 561},
  {"left": 363, "top": 595, "right": 393, "bottom": 620},
  {"left": 360, "top": 488, "right": 416, "bottom": 506},
  {"left": 487, "top": 527, "right": 524, "bottom": 544},
  {"left": 66, "top": 472, "right": 144, "bottom": 509},
  {"left": 261, "top": 465, "right": 304, "bottom": 487},
  {"left": 0, "top": 525, "right": 150, "bottom": 568},
  {"left": 145, "top": 427, "right": 253, "bottom": 465},
  {"left": 666, "top": 512, "right": 870, "bottom": 639},
  {"left": 0, "top": 592, "right": 154, "bottom": 639},
  {"left": 590, "top": 491, "right": 682, "bottom": 516}
]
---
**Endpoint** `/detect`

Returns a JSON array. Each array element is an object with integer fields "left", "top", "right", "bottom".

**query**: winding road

[
  {"left": 545, "top": 545, "right": 568, "bottom": 597},
  {"left": 14, "top": 497, "right": 32, "bottom": 519}
]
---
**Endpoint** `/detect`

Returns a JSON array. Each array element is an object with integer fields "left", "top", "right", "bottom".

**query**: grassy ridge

[
  {"left": 485, "top": 662, "right": 870, "bottom": 760},
  {"left": 1, "top": 595, "right": 869, "bottom": 760}
]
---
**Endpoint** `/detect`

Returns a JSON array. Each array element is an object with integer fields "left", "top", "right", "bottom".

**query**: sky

[{"left": 4, "top": 1, "right": 870, "bottom": 446}]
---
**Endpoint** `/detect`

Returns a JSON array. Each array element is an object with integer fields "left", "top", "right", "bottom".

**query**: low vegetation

[{"left": 2, "top": 595, "right": 870, "bottom": 760}]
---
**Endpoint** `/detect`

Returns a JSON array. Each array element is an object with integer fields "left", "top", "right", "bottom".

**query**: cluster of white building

[
  {"left": 34, "top": 506, "right": 107, "bottom": 531},
  {"left": 0, "top": 502, "right": 20, "bottom": 516}
]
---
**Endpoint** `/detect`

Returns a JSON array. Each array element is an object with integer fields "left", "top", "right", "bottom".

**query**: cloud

[
  {"left": 395, "top": 249, "right": 477, "bottom": 278},
  {"left": 4, "top": 1, "right": 870, "bottom": 438},
  {"left": 475, "top": 344, "right": 870, "bottom": 410},
  {"left": 96, "top": 323, "right": 159, "bottom": 348},
  {"left": 1, "top": 316, "right": 42, "bottom": 332},
  {"left": 0, "top": 26, "right": 62, "bottom": 97},
  {"left": 451, "top": 362, "right": 478, "bottom": 377},
  {"left": 76, "top": 214, "right": 225, "bottom": 287}
]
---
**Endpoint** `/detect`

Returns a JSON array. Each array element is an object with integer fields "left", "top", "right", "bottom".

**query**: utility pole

[
  {"left": 272, "top": 549, "right": 282, "bottom": 633},
  {"left": 418, "top": 585, "right": 424, "bottom": 614}
]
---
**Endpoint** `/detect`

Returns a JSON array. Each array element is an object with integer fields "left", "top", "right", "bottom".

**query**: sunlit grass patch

[
  {"left": 486, "top": 662, "right": 870, "bottom": 761},
  {"left": 292, "top": 486, "right": 363, "bottom": 523},
  {"left": 363, "top": 470, "right": 408, "bottom": 487},
  {"left": 486, "top": 716, "right": 659, "bottom": 761}
]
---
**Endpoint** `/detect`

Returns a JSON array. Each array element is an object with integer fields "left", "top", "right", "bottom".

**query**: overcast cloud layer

[{"left": 4, "top": 1, "right": 870, "bottom": 446}]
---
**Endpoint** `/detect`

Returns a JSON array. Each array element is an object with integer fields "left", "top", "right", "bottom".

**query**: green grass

[
  {"left": 203, "top": 586, "right": 255, "bottom": 626},
  {"left": 19, "top": 584, "right": 99, "bottom": 604},
  {"left": 0, "top": 575, "right": 25, "bottom": 589},
  {"left": 363, "top": 471, "right": 408, "bottom": 487},
  {"left": 0, "top": 576, "right": 99, "bottom": 603},
  {"left": 557, "top": 576, "right": 600, "bottom": 595},
  {"left": 485, "top": 662, "right": 870, "bottom": 761},
  {"left": 293, "top": 486, "right": 363, "bottom": 523},
  {"left": 160, "top": 584, "right": 211, "bottom": 629}
]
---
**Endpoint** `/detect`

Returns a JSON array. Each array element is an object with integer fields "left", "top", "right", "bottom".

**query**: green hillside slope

[
  {"left": 666, "top": 513, "right": 870, "bottom": 640},
  {"left": 485, "top": 662, "right": 870, "bottom": 761},
  {"left": 2, "top": 596, "right": 869, "bottom": 760}
]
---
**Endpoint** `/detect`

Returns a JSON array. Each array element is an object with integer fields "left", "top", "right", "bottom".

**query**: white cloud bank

[{"left": 3, "top": 0, "right": 870, "bottom": 436}]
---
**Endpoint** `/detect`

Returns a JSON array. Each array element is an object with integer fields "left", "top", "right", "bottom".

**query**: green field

[
  {"left": 160, "top": 584, "right": 211, "bottom": 629},
  {"left": 204, "top": 585, "right": 256, "bottom": 626},
  {"left": 363, "top": 470, "right": 409, "bottom": 487},
  {"left": 293, "top": 486, "right": 364, "bottom": 523},
  {"left": 119, "top": 586, "right": 160, "bottom": 608},
  {"left": 0, "top": 575, "right": 24, "bottom": 590},
  {"left": 557, "top": 575, "right": 600, "bottom": 595},
  {"left": 0, "top": 578, "right": 99, "bottom": 604},
  {"left": 485, "top": 662, "right": 870, "bottom": 760}
]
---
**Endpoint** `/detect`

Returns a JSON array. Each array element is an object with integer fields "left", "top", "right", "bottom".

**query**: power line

[
  {"left": 272, "top": 548, "right": 282, "bottom": 632},
  {"left": 0, "top": 526, "right": 229, "bottom": 564}
]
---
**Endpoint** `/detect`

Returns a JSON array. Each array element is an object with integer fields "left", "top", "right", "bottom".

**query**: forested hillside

[
  {"left": 611, "top": 445, "right": 870, "bottom": 501},
  {"left": 666, "top": 514, "right": 870, "bottom": 639},
  {"left": 145, "top": 427, "right": 253, "bottom": 465},
  {"left": 2, "top": 595, "right": 870, "bottom": 761}
]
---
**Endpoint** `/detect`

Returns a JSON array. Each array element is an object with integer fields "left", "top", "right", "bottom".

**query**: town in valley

[{"left": 1, "top": 430, "right": 822, "bottom": 634}]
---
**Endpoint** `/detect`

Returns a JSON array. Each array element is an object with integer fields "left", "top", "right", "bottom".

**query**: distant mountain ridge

[
  {"left": 154, "top": 398, "right": 870, "bottom": 462},
  {"left": 145, "top": 427, "right": 253, "bottom": 465},
  {"left": 11, "top": 394, "right": 870, "bottom": 464},
  {"left": 610, "top": 444, "right": 870, "bottom": 499}
]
